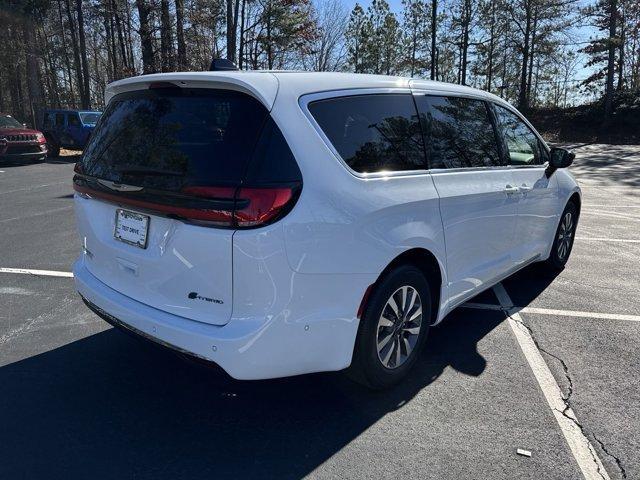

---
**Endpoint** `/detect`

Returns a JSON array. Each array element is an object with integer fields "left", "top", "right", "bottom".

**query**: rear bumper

[{"left": 74, "top": 259, "right": 363, "bottom": 380}]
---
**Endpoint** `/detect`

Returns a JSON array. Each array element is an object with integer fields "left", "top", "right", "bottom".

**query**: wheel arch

[
  {"left": 360, "top": 248, "right": 444, "bottom": 326},
  {"left": 568, "top": 191, "right": 581, "bottom": 218}
]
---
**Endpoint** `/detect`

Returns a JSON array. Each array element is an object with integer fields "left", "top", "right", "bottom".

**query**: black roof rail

[{"left": 209, "top": 58, "right": 238, "bottom": 71}]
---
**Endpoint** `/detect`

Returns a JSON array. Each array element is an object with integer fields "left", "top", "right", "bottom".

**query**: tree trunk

[
  {"left": 160, "top": 0, "right": 174, "bottom": 71},
  {"left": 22, "top": 15, "right": 45, "bottom": 122},
  {"left": 603, "top": 0, "right": 617, "bottom": 126},
  {"left": 486, "top": 0, "right": 495, "bottom": 91},
  {"left": 76, "top": 0, "right": 90, "bottom": 108},
  {"left": 57, "top": 0, "right": 75, "bottom": 105},
  {"left": 175, "top": 0, "right": 187, "bottom": 69},
  {"left": 460, "top": 0, "right": 470, "bottom": 85},
  {"left": 430, "top": 0, "right": 437, "bottom": 80},
  {"left": 526, "top": 6, "right": 538, "bottom": 106},
  {"left": 226, "top": 0, "right": 240, "bottom": 63},
  {"left": 266, "top": 2, "right": 273, "bottom": 69},
  {"left": 617, "top": 14, "right": 624, "bottom": 90},
  {"left": 410, "top": 23, "right": 417, "bottom": 77},
  {"left": 136, "top": 0, "right": 156, "bottom": 73},
  {"left": 112, "top": 0, "right": 129, "bottom": 73},
  {"left": 39, "top": 24, "right": 61, "bottom": 107},
  {"left": 517, "top": 2, "right": 532, "bottom": 111},
  {"left": 238, "top": 0, "right": 246, "bottom": 69},
  {"left": 124, "top": 1, "right": 136, "bottom": 69},
  {"left": 64, "top": 0, "right": 86, "bottom": 109},
  {"left": 12, "top": 68, "right": 25, "bottom": 121},
  {"left": 104, "top": 7, "right": 116, "bottom": 78}
]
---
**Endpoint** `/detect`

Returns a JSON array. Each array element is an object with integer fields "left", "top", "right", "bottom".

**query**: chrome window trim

[
  {"left": 428, "top": 164, "right": 547, "bottom": 175},
  {"left": 299, "top": 88, "right": 431, "bottom": 180}
]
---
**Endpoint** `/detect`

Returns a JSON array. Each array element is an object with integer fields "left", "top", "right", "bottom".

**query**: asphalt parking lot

[{"left": 1, "top": 145, "right": 638, "bottom": 480}]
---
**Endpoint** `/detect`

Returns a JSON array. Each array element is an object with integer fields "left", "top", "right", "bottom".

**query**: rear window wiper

[{"left": 115, "top": 166, "right": 184, "bottom": 176}]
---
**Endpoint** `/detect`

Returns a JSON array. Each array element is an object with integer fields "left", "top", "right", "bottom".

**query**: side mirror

[{"left": 546, "top": 147, "right": 575, "bottom": 177}]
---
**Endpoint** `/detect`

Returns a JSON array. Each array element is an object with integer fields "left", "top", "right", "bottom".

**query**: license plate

[{"left": 114, "top": 209, "right": 149, "bottom": 249}]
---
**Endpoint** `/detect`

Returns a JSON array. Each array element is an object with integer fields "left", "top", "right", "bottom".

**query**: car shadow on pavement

[
  {"left": 0, "top": 307, "right": 505, "bottom": 479},
  {"left": 500, "top": 263, "right": 562, "bottom": 309}
]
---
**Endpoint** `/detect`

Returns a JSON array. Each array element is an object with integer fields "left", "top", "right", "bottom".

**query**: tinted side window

[
  {"left": 308, "top": 94, "right": 425, "bottom": 173},
  {"left": 494, "top": 105, "right": 547, "bottom": 165},
  {"left": 68, "top": 114, "right": 81, "bottom": 126},
  {"left": 55, "top": 113, "right": 65, "bottom": 126},
  {"left": 415, "top": 95, "right": 503, "bottom": 169}
]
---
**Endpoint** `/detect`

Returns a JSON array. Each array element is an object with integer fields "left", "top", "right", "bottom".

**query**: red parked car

[{"left": 0, "top": 113, "right": 48, "bottom": 163}]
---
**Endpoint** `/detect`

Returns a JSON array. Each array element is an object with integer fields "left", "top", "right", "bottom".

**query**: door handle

[
  {"left": 504, "top": 185, "right": 520, "bottom": 195},
  {"left": 520, "top": 184, "right": 533, "bottom": 192}
]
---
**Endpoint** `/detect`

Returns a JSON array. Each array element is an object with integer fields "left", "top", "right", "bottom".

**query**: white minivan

[{"left": 73, "top": 71, "right": 580, "bottom": 388}]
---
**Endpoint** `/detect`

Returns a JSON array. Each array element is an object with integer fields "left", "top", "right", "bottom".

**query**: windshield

[
  {"left": 79, "top": 112, "right": 102, "bottom": 125},
  {"left": 79, "top": 88, "right": 269, "bottom": 191},
  {"left": 0, "top": 115, "right": 23, "bottom": 128}
]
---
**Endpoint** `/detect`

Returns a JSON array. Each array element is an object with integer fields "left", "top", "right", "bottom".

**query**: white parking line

[
  {"left": 493, "top": 283, "right": 610, "bottom": 480},
  {"left": 583, "top": 204, "right": 640, "bottom": 208},
  {"left": 0, "top": 181, "right": 67, "bottom": 195},
  {"left": 461, "top": 302, "right": 640, "bottom": 322},
  {"left": 0, "top": 205, "right": 73, "bottom": 224},
  {"left": 585, "top": 211, "right": 640, "bottom": 222},
  {"left": 575, "top": 236, "right": 640, "bottom": 243},
  {"left": 0, "top": 267, "right": 73, "bottom": 278},
  {"left": 516, "top": 306, "right": 640, "bottom": 323}
]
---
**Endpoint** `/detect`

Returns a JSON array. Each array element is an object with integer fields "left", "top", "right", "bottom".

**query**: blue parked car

[{"left": 41, "top": 109, "right": 102, "bottom": 157}]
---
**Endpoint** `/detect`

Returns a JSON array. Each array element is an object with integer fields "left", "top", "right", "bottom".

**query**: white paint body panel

[
  {"left": 74, "top": 71, "right": 581, "bottom": 380},
  {"left": 75, "top": 195, "right": 234, "bottom": 325},
  {"left": 429, "top": 168, "right": 520, "bottom": 310}
]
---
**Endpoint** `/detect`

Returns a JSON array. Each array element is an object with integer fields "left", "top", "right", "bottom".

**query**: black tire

[
  {"left": 349, "top": 265, "right": 432, "bottom": 389},
  {"left": 544, "top": 201, "right": 578, "bottom": 271}
]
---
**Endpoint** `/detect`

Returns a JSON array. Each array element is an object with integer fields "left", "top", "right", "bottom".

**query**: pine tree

[
  {"left": 581, "top": 0, "right": 622, "bottom": 124},
  {"left": 346, "top": 4, "right": 368, "bottom": 72},
  {"left": 401, "top": 0, "right": 430, "bottom": 77}
]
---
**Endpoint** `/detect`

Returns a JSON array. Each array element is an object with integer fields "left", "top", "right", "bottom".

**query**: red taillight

[
  {"left": 183, "top": 185, "right": 297, "bottom": 227},
  {"left": 36, "top": 132, "right": 46, "bottom": 144},
  {"left": 235, "top": 187, "right": 294, "bottom": 227},
  {"left": 73, "top": 179, "right": 298, "bottom": 228},
  {"left": 73, "top": 182, "right": 236, "bottom": 225}
]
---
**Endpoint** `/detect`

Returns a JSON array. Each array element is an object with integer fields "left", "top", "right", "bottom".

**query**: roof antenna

[{"left": 209, "top": 58, "right": 238, "bottom": 71}]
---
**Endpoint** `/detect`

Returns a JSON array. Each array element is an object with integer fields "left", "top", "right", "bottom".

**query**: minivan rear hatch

[{"left": 73, "top": 85, "right": 300, "bottom": 325}]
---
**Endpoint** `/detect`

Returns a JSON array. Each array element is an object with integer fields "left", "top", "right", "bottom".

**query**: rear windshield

[{"left": 80, "top": 88, "right": 269, "bottom": 190}]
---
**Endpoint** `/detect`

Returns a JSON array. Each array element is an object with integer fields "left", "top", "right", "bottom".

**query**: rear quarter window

[{"left": 308, "top": 94, "right": 425, "bottom": 174}]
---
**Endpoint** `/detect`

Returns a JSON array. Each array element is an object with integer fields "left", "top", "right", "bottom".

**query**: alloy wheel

[
  {"left": 376, "top": 286, "right": 423, "bottom": 369},
  {"left": 557, "top": 211, "right": 574, "bottom": 261}
]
